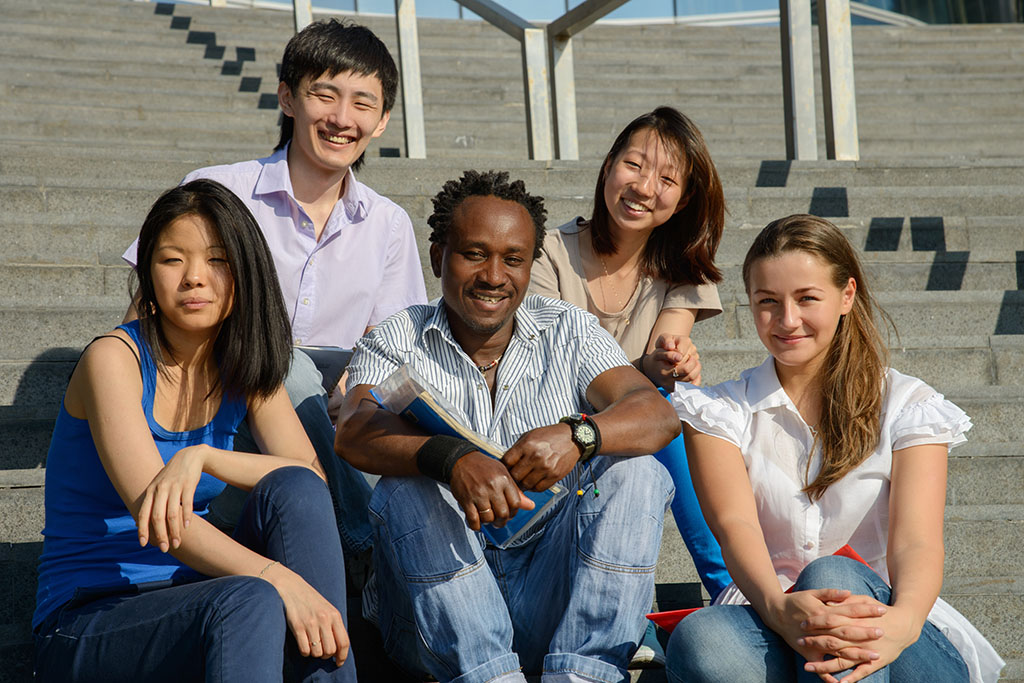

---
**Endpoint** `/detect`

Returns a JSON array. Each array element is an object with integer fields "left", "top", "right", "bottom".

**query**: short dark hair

[
  {"left": 133, "top": 179, "right": 292, "bottom": 401},
  {"left": 590, "top": 106, "right": 725, "bottom": 286},
  {"left": 274, "top": 19, "right": 399, "bottom": 171},
  {"left": 427, "top": 170, "right": 547, "bottom": 258}
]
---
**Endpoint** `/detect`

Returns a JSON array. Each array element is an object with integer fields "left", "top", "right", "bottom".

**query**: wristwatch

[{"left": 559, "top": 413, "right": 601, "bottom": 462}]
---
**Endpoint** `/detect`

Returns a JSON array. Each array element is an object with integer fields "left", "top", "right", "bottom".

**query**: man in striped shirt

[{"left": 335, "top": 171, "right": 680, "bottom": 683}]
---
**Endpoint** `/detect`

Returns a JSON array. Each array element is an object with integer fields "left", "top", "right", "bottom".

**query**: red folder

[{"left": 647, "top": 544, "right": 871, "bottom": 633}]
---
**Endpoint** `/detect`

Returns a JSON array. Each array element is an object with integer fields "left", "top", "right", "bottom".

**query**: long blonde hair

[{"left": 742, "top": 215, "right": 894, "bottom": 500}]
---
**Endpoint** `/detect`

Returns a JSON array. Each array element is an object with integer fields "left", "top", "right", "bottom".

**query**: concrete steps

[{"left": 1, "top": 0, "right": 1022, "bottom": 679}]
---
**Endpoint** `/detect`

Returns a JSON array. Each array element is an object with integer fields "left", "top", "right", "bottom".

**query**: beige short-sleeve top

[{"left": 529, "top": 219, "right": 722, "bottom": 363}]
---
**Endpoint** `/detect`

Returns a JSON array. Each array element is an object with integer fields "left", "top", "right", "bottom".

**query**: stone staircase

[{"left": 1, "top": 0, "right": 1022, "bottom": 680}]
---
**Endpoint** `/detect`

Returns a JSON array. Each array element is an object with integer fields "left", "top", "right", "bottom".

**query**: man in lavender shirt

[{"left": 123, "top": 20, "right": 427, "bottom": 560}]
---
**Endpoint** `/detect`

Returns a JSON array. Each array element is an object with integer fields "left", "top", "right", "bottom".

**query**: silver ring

[
  {"left": 310, "top": 641, "right": 320, "bottom": 647},
  {"left": 671, "top": 369, "right": 679, "bottom": 378}
]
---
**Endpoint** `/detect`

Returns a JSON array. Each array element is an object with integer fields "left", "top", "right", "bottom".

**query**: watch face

[{"left": 575, "top": 423, "right": 596, "bottom": 445}]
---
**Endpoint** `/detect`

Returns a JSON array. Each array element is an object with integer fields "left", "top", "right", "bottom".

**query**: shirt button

[
  {"left": 302, "top": 220, "right": 311, "bottom": 228},
  {"left": 502, "top": 385, "right": 509, "bottom": 391},
  {"left": 804, "top": 541, "right": 815, "bottom": 550},
  {"left": 302, "top": 298, "right": 310, "bottom": 305},
  {"left": 477, "top": 383, "right": 484, "bottom": 390}
]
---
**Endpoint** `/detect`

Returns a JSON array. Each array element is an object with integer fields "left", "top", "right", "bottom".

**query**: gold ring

[{"left": 478, "top": 507, "right": 491, "bottom": 514}]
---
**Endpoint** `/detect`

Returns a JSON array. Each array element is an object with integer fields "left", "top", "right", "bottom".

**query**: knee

[
  {"left": 795, "top": 555, "right": 886, "bottom": 598},
  {"left": 370, "top": 476, "right": 457, "bottom": 528},
  {"left": 370, "top": 477, "right": 484, "bottom": 579},
  {"left": 253, "top": 466, "right": 331, "bottom": 511},
  {"left": 592, "top": 456, "right": 673, "bottom": 516},
  {"left": 208, "top": 577, "right": 286, "bottom": 634},
  {"left": 284, "top": 349, "right": 327, "bottom": 404},
  {"left": 666, "top": 609, "right": 754, "bottom": 683},
  {"left": 575, "top": 457, "right": 671, "bottom": 569}
]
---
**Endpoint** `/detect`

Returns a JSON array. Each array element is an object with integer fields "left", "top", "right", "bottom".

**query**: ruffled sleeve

[
  {"left": 671, "top": 383, "right": 746, "bottom": 448},
  {"left": 890, "top": 387, "right": 972, "bottom": 452}
]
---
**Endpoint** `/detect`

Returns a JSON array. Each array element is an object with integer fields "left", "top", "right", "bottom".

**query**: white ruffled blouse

[{"left": 672, "top": 358, "right": 1004, "bottom": 683}]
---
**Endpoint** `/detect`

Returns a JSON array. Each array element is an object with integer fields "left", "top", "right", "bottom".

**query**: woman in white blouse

[{"left": 667, "top": 215, "right": 1003, "bottom": 683}]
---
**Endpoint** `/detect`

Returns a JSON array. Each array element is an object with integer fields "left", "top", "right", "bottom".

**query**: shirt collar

[
  {"left": 420, "top": 297, "right": 545, "bottom": 354},
  {"left": 252, "top": 143, "right": 367, "bottom": 222},
  {"left": 745, "top": 357, "right": 794, "bottom": 413}
]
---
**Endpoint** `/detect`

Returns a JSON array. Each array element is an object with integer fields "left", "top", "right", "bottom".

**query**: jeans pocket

[
  {"left": 381, "top": 611, "right": 427, "bottom": 678},
  {"left": 576, "top": 508, "right": 663, "bottom": 571}
]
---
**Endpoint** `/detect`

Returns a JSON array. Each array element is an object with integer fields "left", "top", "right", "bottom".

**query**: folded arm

[{"left": 66, "top": 335, "right": 345, "bottom": 663}]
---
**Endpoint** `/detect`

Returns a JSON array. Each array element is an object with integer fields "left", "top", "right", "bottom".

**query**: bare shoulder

[{"left": 65, "top": 330, "right": 143, "bottom": 417}]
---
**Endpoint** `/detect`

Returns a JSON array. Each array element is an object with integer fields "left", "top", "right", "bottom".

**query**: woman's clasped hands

[
  {"left": 771, "top": 589, "right": 920, "bottom": 683},
  {"left": 646, "top": 334, "right": 701, "bottom": 388}
]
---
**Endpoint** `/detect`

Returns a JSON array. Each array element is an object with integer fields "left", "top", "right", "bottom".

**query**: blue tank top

[{"left": 33, "top": 321, "right": 248, "bottom": 628}]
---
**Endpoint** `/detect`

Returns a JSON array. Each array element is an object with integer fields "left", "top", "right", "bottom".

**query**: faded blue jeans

[
  {"left": 665, "top": 555, "right": 969, "bottom": 683},
  {"left": 215, "top": 348, "right": 374, "bottom": 555},
  {"left": 34, "top": 467, "right": 356, "bottom": 683},
  {"left": 366, "top": 455, "right": 675, "bottom": 683}
]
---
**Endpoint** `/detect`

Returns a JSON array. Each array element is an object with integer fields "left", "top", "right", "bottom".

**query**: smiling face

[
  {"left": 278, "top": 69, "right": 390, "bottom": 178},
  {"left": 430, "top": 195, "right": 536, "bottom": 348},
  {"left": 151, "top": 213, "right": 235, "bottom": 338},
  {"left": 602, "top": 129, "right": 687, "bottom": 239},
  {"left": 747, "top": 250, "right": 856, "bottom": 376}
]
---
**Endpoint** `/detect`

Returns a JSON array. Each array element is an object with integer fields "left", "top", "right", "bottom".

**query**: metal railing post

[
  {"left": 548, "top": 35, "right": 578, "bottom": 160},
  {"left": 779, "top": 0, "right": 818, "bottom": 160},
  {"left": 818, "top": 0, "right": 860, "bottom": 160},
  {"left": 395, "top": 0, "right": 427, "bottom": 158},
  {"left": 545, "top": 0, "right": 629, "bottom": 160},
  {"left": 209, "top": 0, "right": 227, "bottom": 7},
  {"left": 293, "top": 0, "right": 313, "bottom": 33},
  {"left": 454, "top": 0, "right": 553, "bottom": 160},
  {"left": 521, "top": 27, "right": 554, "bottom": 160}
]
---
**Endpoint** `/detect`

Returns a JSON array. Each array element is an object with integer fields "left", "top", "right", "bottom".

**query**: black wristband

[{"left": 416, "top": 435, "right": 477, "bottom": 484}]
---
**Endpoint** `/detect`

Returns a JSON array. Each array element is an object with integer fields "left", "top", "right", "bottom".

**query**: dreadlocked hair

[{"left": 427, "top": 170, "right": 547, "bottom": 258}]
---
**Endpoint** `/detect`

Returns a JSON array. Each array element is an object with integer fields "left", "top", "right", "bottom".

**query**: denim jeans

[
  {"left": 652, "top": 389, "right": 730, "bottom": 600},
  {"left": 34, "top": 467, "right": 357, "bottom": 683},
  {"left": 665, "top": 555, "right": 969, "bottom": 683},
  {"left": 212, "top": 348, "right": 374, "bottom": 555},
  {"left": 366, "top": 455, "right": 674, "bottom": 683}
]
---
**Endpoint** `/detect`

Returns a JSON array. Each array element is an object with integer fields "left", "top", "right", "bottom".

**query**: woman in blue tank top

[{"left": 33, "top": 180, "right": 355, "bottom": 682}]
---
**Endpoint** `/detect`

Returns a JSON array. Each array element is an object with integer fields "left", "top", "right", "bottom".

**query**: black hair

[
  {"left": 589, "top": 106, "right": 725, "bottom": 285},
  {"left": 427, "top": 170, "right": 547, "bottom": 257},
  {"left": 132, "top": 179, "right": 292, "bottom": 401},
  {"left": 274, "top": 19, "right": 398, "bottom": 172}
]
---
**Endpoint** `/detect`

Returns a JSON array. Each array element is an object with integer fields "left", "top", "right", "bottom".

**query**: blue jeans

[
  {"left": 652, "top": 389, "right": 730, "bottom": 600},
  {"left": 665, "top": 555, "right": 969, "bottom": 683},
  {"left": 218, "top": 348, "right": 374, "bottom": 555},
  {"left": 34, "top": 467, "right": 357, "bottom": 683},
  {"left": 367, "top": 455, "right": 674, "bottom": 683}
]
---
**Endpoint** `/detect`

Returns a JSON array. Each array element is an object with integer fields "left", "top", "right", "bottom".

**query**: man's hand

[
  {"left": 449, "top": 452, "right": 534, "bottom": 531},
  {"left": 502, "top": 423, "right": 581, "bottom": 492}
]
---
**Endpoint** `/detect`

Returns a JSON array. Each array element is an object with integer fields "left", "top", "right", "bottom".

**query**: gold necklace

[{"left": 598, "top": 255, "right": 638, "bottom": 327}]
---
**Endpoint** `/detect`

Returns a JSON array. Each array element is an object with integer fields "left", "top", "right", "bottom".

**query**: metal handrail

[{"left": 194, "top": 0, "right": 865, "bottom": 161}]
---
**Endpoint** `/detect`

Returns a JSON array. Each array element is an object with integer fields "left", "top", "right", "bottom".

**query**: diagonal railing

[{"left": 209, "top": 0, "right": 865, "bottom": 161}]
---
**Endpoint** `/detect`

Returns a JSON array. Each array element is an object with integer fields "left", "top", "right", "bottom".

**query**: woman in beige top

[{"left": 529, "top": 107, "right": 732, "bottom": 604}]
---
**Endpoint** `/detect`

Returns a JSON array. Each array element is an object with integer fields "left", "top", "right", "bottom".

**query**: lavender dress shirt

[{"left": 123, "top": 145, "right": 428, "bottom": 348}]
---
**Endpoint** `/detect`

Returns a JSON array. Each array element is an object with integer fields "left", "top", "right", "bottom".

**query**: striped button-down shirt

[{"left": 347, "top": 295, "right": 630, "bottom": 503}]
